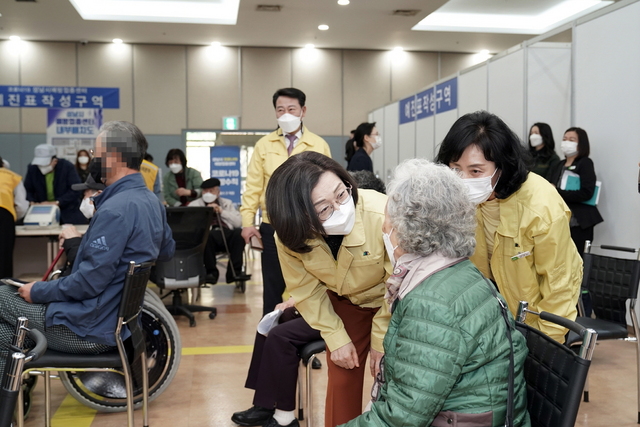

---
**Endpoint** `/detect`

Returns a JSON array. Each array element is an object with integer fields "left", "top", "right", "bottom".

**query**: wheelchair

[{"left": 52, "top": 289, "right": 182, "bottom": 412}]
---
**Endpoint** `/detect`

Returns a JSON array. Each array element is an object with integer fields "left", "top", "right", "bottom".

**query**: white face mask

[
  {"left": 370, "top": 135, "right": 382, "bottom": 150},
  {"left": 462, "top": 168, "right": 499, "bottom": 205},
  {"left": 77, "top": 156, "right": 90, "bottom": 165},
  {"left": 382, "top": 228, "right": 398, "bottom": 265},
  {"left": 38, "top": 164, "right": 54, "bottom": 175},
  {"left": 169, "top": 163, "right": 183, "bottom": 174},
  {"left": 322, "top": 196, "right": 356, "bottom": 235},
  {"left": 202, "top": 192, "right": 218, "bottom": 204},
  {"left": 561, "top": 140, "right": 578, "bottom": 157},
  {"left": 529, "top": 134, "right": 543, "bottom": 147},
  {"left": 277, "top": 113, "right": 302, "bottom": 134},
  {"left": 79, "top": 196, "right": 96, "bottom": 219}
]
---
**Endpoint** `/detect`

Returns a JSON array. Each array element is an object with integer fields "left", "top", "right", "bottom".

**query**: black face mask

[{"left": 89, "top": 157, "right": 105, "bottom": 184}]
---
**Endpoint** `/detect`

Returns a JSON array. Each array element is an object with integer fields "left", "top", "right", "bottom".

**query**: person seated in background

[
  {"left": 163, "top": 148, "right": 203, "bottom": 206},
  {"left": 347, "top": 122, "right": 381, "bottom": 172},
  {"left": 74, "top": 149, "right": 91, "bottom": 184},
  {"left": 436, "top": 111, "right": 582, "bottom": 343},
  {"left": 0, "top": 155, "right": 29, "bottom": 278},
  {"left": 141, "top": 152, "right": 164, "bottom": 202},
  {"left": 348, "top": 171, "right": 385, "bottom": 195},
  {"left": 23, "top": 144, "right": 86, "bottom": 224},
  {"left": 344, "top": 129, "right": 356, "bottom": 166},
  {"left": 341, "top": 159, "right": 530, "bottom": 427},
  {"left": 189, "top": 178, "right": 250, "bottom": 284},
  {"left": 56, "top": 174, "right": 106, "bottom": 278}
]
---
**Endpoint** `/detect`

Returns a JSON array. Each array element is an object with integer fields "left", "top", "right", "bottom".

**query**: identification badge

[{"left": 511, "top": 251, "right": 531, "bottom": 261}]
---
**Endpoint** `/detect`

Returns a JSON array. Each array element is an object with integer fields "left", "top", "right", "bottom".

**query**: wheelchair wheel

[{"left": 59, "top": 299, "right": 182, "bottom": 412}]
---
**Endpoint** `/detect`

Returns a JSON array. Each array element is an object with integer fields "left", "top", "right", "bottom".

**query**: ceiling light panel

[
  {"left": 412, "top": 0, "right": 613, "bottom": 34},
  {"left": 69, "top": 0, "right": 240, "bottom": 25}
]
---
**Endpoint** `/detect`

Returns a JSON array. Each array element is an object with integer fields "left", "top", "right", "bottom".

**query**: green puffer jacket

[{"left": 341, "top": 260, "right": 530, "bottom": 427}]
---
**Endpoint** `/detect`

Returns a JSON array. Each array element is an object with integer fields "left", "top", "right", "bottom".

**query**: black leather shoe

[
  {"left": 263, "top": 416, "right": 300, "bottom": 427},
  {"left": 311, "top": 357, "right": 322, "bottom": 370},
  {"left": 205, "top": 273, "right": 218, "bottom": 284},
  {"left": 231, "top": 406, "right": 275, "bottom": 426}
]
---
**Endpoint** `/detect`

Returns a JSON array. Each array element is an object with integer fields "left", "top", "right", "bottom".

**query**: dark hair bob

[
  {"left": 266, "top": 151, "right": 358, "bottom": 254},
  {"left": 564, "top": 127, "right": 590, "bottom": 159},
  {"left": 435, "top": 110, "right": 531, "bottom": 200}
]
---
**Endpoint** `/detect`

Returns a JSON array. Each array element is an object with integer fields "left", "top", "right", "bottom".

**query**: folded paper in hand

[{"left": 257, "top": 309, "right": 283, "bottom": 336}]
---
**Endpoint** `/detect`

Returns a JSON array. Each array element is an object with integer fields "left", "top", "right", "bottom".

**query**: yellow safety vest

[
  {"left": 0, "top": 168, "right": 21, "bottom": 220},
  {"left": 140, "top": 160, "right": 159, "bottom": 192}
]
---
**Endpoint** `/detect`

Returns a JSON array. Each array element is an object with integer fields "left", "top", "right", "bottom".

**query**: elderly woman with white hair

[{"left": 341, "top": 159, "right": 530, "bottom": 427}]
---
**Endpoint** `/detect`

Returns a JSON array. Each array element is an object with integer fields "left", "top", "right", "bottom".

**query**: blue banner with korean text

[
  {"left": 434, "top": 78, "right": 458, "bottom": 114},
  {"left": 210, "top": 146, "right": 241, "bottom": 205},
  {"left": 398, "top": 77, "right": 458, "bottom": 123},
  {"left": 0, "top": 86, "right": 119, "bottom": 109},
  {"left": 399, "top": 95, "right": 417, "bottom": 124}
]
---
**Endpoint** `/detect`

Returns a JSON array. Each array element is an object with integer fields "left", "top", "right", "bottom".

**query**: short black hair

[
  {"left": 144, "top": 152, "right": 154, "bottom": 162},
  {"left": 165, "top": 148, "right": 187, "bottom": 168},
  {"left": 435, "top": 111, "right": 531, "bottom": 200},
  {"left": 564, "top": 127, "right": 590, "bottom": 159},
  {"left": 98, "top": 121, "right": 148, "bottom": 170},
  {"left": 349, "top": 170, "right": 385, "bottom": 194},
  {"left": 353, "top": 122, "right": 376, "bottom": 148},
  {"left": 529, "top": 122, "right": 556, "bottom": 156},
  {"left": 201, "top": 178, "right": 221, "bottom": 189},
  {"left": 266, "top": 151, "right": 358, "bottom": 254},
  {"left": 0, "top": 156, "right": 3, "bottom": 168},
  {"left": 272, "top": 88, "right": 306, "bottom": 108}
]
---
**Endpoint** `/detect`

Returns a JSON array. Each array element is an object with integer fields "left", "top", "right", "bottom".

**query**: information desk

[{"left": 15, "top": 224, "right": 89, "bottom": 269}]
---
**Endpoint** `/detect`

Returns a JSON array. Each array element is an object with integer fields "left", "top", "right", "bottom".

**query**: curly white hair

[{"left": 386, "top": 159, "right": 476, "bottom": 258}]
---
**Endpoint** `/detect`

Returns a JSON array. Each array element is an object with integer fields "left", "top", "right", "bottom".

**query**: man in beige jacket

[{"left": 240, "top": 88, "right": 331, "bottom": 315}]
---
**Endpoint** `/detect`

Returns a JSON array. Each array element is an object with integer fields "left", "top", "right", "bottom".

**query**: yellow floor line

[
  {"left": 182, "top": 345, "right": 253, "bottom": 355},
  {"left": 51, "top": 393, "right": 96, "bottom": 427}
]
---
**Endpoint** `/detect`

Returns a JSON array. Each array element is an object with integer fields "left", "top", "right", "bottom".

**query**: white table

[{"left": 15, "top": 225, "right": 89, "bottom": 268}]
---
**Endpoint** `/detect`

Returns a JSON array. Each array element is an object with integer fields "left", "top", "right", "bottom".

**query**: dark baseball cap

[{"left": 72, "top": 175, "right": 106, "bottom": 191}]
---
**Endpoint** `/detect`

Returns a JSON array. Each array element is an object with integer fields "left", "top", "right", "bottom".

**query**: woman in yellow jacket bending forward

[
  {"left": 266, "top": 152, "right": 391, "bottom": 427},
  {"left": 436, "top": 111, "right": 582, "bottom": 344}
]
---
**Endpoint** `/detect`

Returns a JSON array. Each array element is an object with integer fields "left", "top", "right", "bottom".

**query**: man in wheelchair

[
  {"left": 0, "top": 121, "right": 175, "bottom": 410},
  {"left": 189, "top": 178, "right": 251, "bottom": 284}
]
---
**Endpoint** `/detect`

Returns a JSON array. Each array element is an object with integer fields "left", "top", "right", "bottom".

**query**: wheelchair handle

[
  {"left": 25, "top": 329, "right": 47, "bottom": 363},
  {"left": 539, "top": 311, "right": 587, "bottom": 337},
  {"left": 599, "top": 244, "right": 638, "bottom": 253}
]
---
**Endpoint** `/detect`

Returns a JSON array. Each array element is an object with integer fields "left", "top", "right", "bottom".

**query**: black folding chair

[
  {"left": 516, "top": 301, "right": 597, "bottom": 427},
  {"left": 565, "top": 240, "right": 640, "bottom": 421},
  {"left": 18, "top": 261, "right": 154, "bottom": 427}
]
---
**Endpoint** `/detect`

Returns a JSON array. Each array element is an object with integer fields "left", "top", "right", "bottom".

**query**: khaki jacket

[
  {"left": 240, "top": 126, "right": 331, "bottom": 227},
  {"left": 276, "top": 190, "right": 392, "bottom": 352},
  {"left": 470, "top": 172, "right": 582, "bottom": 343}
]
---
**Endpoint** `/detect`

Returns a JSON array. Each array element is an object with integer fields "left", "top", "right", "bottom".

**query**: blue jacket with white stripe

[{"left": 31, "top": 173, "right": 175, "bottom": 346}]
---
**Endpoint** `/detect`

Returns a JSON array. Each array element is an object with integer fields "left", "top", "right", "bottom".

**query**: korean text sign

[
  {"left": 0, "top": 86, "right": 119, "bottom": 109},
  {"left": 210, "top": 146, "right": 241, "bottom": 205}
]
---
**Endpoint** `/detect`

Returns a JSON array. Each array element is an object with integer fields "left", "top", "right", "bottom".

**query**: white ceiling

[{"left": 0, "top": 0, "right": 613, "bottom": 53}]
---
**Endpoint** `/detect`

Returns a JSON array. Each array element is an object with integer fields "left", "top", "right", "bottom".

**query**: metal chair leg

[
  {"left": 297, "top": 371, "right": 304, "bottom": 420},
  {"left": 306, "top": 354, "right": 316, "bottom": 427},
  {"left": 142, "top": 351, "right": 150, "bottom": 427}
]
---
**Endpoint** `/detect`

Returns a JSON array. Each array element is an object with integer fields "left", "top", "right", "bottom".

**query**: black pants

[
  {"left": 245, "top": 308, "right": 322, "bottom": 411},
  {"left": 571, "top": 225, "right": 594, "bottom": 258},
  {"left": 204, "top": 227, "right": 245, "bottom": 283},
  {"left": 260, "top": 222, "right": 287, "bottom": 316},
  {"left": 0, "top": 208, "right": 15, "bottom": 278}
]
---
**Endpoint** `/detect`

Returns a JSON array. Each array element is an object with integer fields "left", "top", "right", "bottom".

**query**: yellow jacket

[
  {"left": 471, "top": 172, "right": 582, "bottom": 343},
  {"left": 0, "top": 167, "right": 21, "bottom": 220},
  {"left": 276, "top": 190, "right": 392, "bottom": 353},
  {"left": 240, "top": 126, "right": 331, "bottom": 227},
  {"left": 140, "top": 159, "right": 159, "bottom": 192}
]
